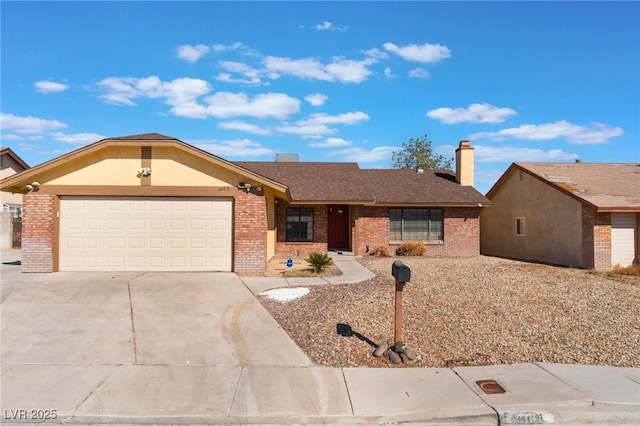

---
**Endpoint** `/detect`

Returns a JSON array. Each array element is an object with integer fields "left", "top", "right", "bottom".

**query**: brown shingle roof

[
  {"left": 235, "top": 162, "right": 373, "bottom": 202},
  {"left": 237, "top": 161, "right": 489, "bottom": 205},
  {"left": 0, "top": 147, "right": 30, "bottom": 171},
  {"left": 358, "top": 169, "right": 488, "bottom": 205},
  {"left": 109, "top": 133, "right": 179, "bottom": 141},
  {"left": 504, "top": 162, "right": 640, "bottom": 210}
]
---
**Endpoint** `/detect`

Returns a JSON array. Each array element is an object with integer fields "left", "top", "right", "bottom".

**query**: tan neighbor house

[
  {"left": 1, "top": 147, "right": 30, "bottom": 215},
  {"left": 1, "top": 147, "right": 30, "bottom": 248},
  {"left": 481, "top": 162, "right": 640, "bottom": 270},
  {"left": 0, "top": 133, "right": 488, "bottom": 274}
]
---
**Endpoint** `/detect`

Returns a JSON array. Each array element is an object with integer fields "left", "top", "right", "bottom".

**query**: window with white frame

[
  {"left": 2, "top": 203, "right": 21, "bottom": 218},
  {"left": 516, "top": 217, "right": 525, "bottom": 236},
  {"left": 390, "top": 208, "right": 443, "bottom": 242}
]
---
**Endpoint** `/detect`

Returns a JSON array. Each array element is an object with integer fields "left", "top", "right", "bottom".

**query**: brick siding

[
  {"left": 275, "top": 202, "right": 328, "bottom": 257},
  {"left": 353, "top": 206, "right": 481, "bottom": 257},
  {"left": 582, "top": 207, "right": 612, "bottom": 270},
  {"left": 353, "top": 206, "right": 389, "bottom": 255},
  {"left": 594, "top": 212, "right": 612, "bottom": 271},
  {"left": 21, "top": 193, "right": 56, "bottom": 273},
  {"left": 234, "top": 193, "right": 268, "bottom": 274},
  {"left": 440, "top": 207, "right": 481, "bottom": 257}
]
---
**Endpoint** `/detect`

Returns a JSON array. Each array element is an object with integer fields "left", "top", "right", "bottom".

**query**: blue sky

[{"left": 2, "top": 1, "right": 638, "bottom": 194}]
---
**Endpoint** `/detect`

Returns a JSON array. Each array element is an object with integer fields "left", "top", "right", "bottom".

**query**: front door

[{"left": 328, "top": 205, "right": 349, "bottom": 250}]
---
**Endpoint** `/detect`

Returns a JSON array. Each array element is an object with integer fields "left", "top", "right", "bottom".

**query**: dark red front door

[{"left": 328, "top": 205, "right": 349, "bottom": 250}]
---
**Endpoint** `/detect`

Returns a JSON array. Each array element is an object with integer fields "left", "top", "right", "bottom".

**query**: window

[
  {"left": 516, "top": 217, "right": 525, "bottom": 236},
  {"left": 286, "top": 208, "right": 314, "bottom": 242},
  {"left": 390, "top": 208, "right": 443, "bottom": 242},
  {"left": 2, "top": 203, "right": 21, "bottom": 218}
]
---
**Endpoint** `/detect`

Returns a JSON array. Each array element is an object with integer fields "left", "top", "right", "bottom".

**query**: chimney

[
  {"left": 276, "top": 153, "right": 299, "bottom": 162},
  {"left": 455, "top": 140, "right": 474, "bottom": 186}
]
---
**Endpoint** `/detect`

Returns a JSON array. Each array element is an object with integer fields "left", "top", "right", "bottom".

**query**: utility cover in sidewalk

[{"left": 476, "top": 379, "right": 506, "bottom": 394}]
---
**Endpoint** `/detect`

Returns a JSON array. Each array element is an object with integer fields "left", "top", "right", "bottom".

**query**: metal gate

[{"left": 11, "top": 217, "right": 21, "bottom": 248}]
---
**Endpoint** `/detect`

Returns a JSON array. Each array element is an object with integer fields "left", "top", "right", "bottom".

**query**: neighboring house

[
  {"left": 0, "top": 133, "right": 489, "bottom": 274},
  {"left": 1, "top": 147, "right": 30, "bottom": 215},
  {"left": 481, "top": 162, "right": 640, "bottom": 270},
  {"left": 1, "top": 147, "right": 29, "bottom": 248}
]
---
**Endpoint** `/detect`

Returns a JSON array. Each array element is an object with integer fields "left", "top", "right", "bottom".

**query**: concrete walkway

[{"left": 1, "top": 249, "right": 639, "bottom": 425}]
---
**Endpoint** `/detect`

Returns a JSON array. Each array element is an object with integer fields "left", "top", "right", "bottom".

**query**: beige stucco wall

[
  {"left": 45, "top": 146, "right": 142, "bottom": 186},
  {"left": 151, "top": 147, "right": 234, "bottom": 187},
  {"left": 1, "top": 154, "right": 26, "bottom": 205},
  {"left": 40, "top": 146, "right": 243, "bottom": 188},
  {"left": 481, "top": 168, "right": 584, "bottom": 267}
]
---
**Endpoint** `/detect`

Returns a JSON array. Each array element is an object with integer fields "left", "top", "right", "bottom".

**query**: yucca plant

[{"left": 305, "top": 252, "right": 333, "bottom": 274}]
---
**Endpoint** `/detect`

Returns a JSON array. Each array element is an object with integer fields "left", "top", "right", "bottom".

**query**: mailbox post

[{"left": 391, "top": 261, "right": 411, "bottom": 354}]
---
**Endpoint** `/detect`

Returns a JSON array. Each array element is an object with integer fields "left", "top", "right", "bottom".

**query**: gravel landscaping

[{"left": 258, "top": 255, "right": 640, "bottom": 368}]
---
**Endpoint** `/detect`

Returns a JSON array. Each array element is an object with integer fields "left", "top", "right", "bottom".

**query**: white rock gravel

[
  {"left": 258, "top": 256, "right": 640, "bottom": 368},
  {"left": 260, "top": 287, "right": 310, "bottom": 302}
]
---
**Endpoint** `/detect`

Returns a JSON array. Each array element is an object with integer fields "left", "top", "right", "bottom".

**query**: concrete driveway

[{"left": 1, "top": 249, "right": 311, "bottom": 367}]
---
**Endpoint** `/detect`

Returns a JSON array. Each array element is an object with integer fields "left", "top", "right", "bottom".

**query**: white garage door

[
  {"left": 60, "top": 197, "right": 232, "bottom": 271},
  {"left": 611, "top": 212, "right": 637, "bottom": 268}
]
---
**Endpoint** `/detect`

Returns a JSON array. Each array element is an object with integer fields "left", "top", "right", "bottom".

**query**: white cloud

[
  {"left": 212, "top": 42, "right": 245, "bottom": 52},
  {"left": 315, "top": 21, "right": 332, "bottom": 30},
  {"left": 203, "top": 92, "right": 300, "bottom": 119},
  {"left": 276, "top": 111, "right": 369, "bottom": 139},
  {"left": 193, "top": 138, "right": 274, "bottom": 158},
  {"left": 276, "top": 123, "right": 335, "bottom": 138},
  {"left": 164, "top": 77, "right": 213, "bottom": 118},
  {"left": 305, "top": 93, "right": 328, "bottom": 106},
  {"left": 303, "top": 111, "right": 370, "bottom": 126},
  {"left": 328, "top": 146, "right": 396, "bottom": 163},
  {"left": 427, "top": 103, "right": 517, "bottom": 124},
  {"left": 313, "top": 21, "right": 349, "bottom": 32},
  {"left": 383, "top": 42, "right": 451, "bottom": 63},
  {"left": 384, "top": 67, "right": 396, "bottom": 79},
  {"left": 309, "top": 137, "right": 352, "bottom": 148},
  {"left": 364, "top": 48, "right": 389, "bottom": 60},
  {"left": 218, "top": 120, "right": 271, "bottom": 135},
  {"left": 471, "top": 120, "right": 623, "bottom": 144},
  {"left": 474, "top": 144, "right": 579, "bottom": 162},
  {"left": 0, "top": 113, "right": 67, "bottom": 134},
  {"left": 217, "top": 61, "right": 262, "bottom": 85},
  {"left": 408, "top": 68, "right": 429, "bottom": 79},
  {"left": 324, "top": 58, "right": 373, "bottom": 83},
  {"left": 51, "top": 132, "right": 105, "bottom": 144},
  {"left": 263, "top": 55, "right": 374, "bottom": 83},
  {"left": 97, "top": 76, "right": 299, "bottom": 120},
  {"left": 34, "top": 80, "right": 69, "bottom": 94},
  {"left": 177, "top": 44, "right": 210, "bottom": 62}
]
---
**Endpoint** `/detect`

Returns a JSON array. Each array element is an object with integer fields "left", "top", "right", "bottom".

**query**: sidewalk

[{"left": 2, "top": 249, "right": 639, "bottom": 425}]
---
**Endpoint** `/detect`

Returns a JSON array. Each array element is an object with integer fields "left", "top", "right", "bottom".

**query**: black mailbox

[{"left": 392, "top": 261, "right": 411, "bottom": 283}]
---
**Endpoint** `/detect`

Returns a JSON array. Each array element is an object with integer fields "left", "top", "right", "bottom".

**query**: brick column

[
  {"left": 581, "top": 207, "right": 595, "bottom": 269},
  {"left": 234, "top": 193, "right": 267, "bottom": 275},
  {"left": 22, "top": 193, "right": 56, "bottom": 273}
]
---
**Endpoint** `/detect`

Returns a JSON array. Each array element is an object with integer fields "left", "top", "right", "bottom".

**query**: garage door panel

[
  {"left": 611, "top": 213, "right": 637, "bottom": 267},
  {"left": 60, "top": 197, "right": 232, "bottom": 271}
]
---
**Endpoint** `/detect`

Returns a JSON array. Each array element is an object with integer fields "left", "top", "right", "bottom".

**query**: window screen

[
  {"left": 286, "top": 208, "right": 314, "bottom": 242},
  {"left": 390, "top": 208, "right": 443, "bottom": 241}
]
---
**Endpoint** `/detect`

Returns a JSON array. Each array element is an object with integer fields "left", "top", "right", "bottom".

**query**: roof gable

[
  {"left": 1, "top": 147, "right": 30, "bottom": 172},
  {"left": 0, "top": 134, "right": 289, "bottom": 196},
  {"left": 487, "top": 162, "right": 640, "bottom": 210}
]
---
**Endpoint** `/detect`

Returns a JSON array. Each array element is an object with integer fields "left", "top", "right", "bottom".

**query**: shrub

[
  {"left": 370, "top": 245, "right": 390, "bottom": 257},
  {"left": 611, "top": 264, "right": 640, "bottom": 276},
  {"left": 395, "top": 241, "right": 427, "bottom": 256},
  {"left": 305, "top": 252, "right": 334, "bottom": 273}
]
